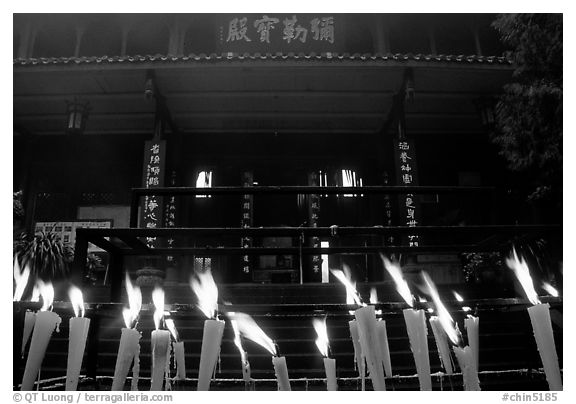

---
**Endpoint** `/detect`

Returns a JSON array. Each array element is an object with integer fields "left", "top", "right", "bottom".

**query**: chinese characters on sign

[
  {"left": 140, "top": 140, "right": 166, "bottom": 248},
  {"left": 240, "top": 172, "right": 254, "bottom": 274},
  {"left": 308, "top": 172, "right": 322, "bottom": 280},
  {"left": 224, "top": 15, "right": 335, "bottom": 46},
  {"left": 164, "top": 171, "right": 178, "bottom": 263},
  {"left": 394, "top": 140, "right": 422, "bottom": 247}
]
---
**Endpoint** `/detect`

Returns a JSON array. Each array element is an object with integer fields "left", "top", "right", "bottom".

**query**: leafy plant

[
  {"left": 13, "top": 191, "right": 24, "bottom": 220},
  {"left": 491, "top": 14, "right": 562, "bottom": 202},
  {"left": 14, "top": 230, "right": 74, "bottom": 281},
  {"left": 461, "top": 251, "right": 504, "bottom": 283},
  {"left": 85, "top": 252, "right": 105, "bottom": 285}
]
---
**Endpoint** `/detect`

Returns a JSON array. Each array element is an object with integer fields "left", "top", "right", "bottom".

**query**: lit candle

[
  {"left": 464, "top": 315, "right": 479, "bottom": 371},
  {"left": 370, "top": 288, "right": 393, "bottom": 378},
  {"left": 165, "top": 319, "right": 186, "bottom": 381},
  {"left": 323, "top": 357, "right": 337, "bottom": 391},
  {"left": 422, "top": 273, "right": 480, "bottom": 391},
  {"left": 376, "top": 320, "right": 393, "bottom": 378},
  {"left": 13, "top": 262, "right": 36, "bottom": 357},
  {"left": 150, "top": 288, "right": 170, "bottom": 391},
  {"left": 312, "top": 316, "right": 338, "bottom": 391},
  {"left": 348, "top": 320, "right": 366, "bottom": 388},
  {"left": 429, "top": 316, "right": 454, "bottom": 374},
  {"left": 65, "top": 286, "right": 91, "bottom": 391},
  {"left": 355, "top": 305, "right": 386, "bottom": 390},
  {"left": 381, "top": 255, "right": 432, "bottom": 391},
  {"left": 112, "top": 275, "right": 142, "bottom": 391},
  {"left": 197, "top": 318, "right": 225, "bottom": 390},
  {"left": 507, "top": 249, "right": 562, "bottom": 391},
  {"left": 21, "top": 281, "right": 61, "bottom": 391},
  {"left": 191, "top": 269, "right": 225, "bottom": 391},
  {"left": 22, "top": 311, "right": 36, "bottom": 356},
  {"left": 272, "top": 355, "right": 291, "bottom": 391},
  {"left": 228, "top": 312, "right": 291, "bottom": 391},
  {"left": 403, "top": 308, "right": 432, "bottom": 390},
  {"left": 330, "top": 267, "right": 365, "bottom": 389},
  {"left": 112, "top": 327, "right": 141, "bottom": 391},
  {"left": 229, "top": 314, "right": 251, "bottom": 386},
  {"left": 453, "top": 345, "right": 480, "bottom": 391}
]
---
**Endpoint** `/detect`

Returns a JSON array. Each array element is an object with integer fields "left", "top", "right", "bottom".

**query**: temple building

[{"left": 13, "top": 14, "right": 562, "bottom": 391}]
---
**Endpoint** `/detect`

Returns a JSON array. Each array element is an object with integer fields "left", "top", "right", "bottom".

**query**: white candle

[
  {"left": 454, "top": 345, "right": 480, "bottom": 391},
  {"left": 111, "top": 328, "right": 141, "bottom": 391},
  {"left": 173, "top": 341, "right": 186, "bottom": 380},
  {"left": 354, "top": 306, "right": 386, "bottom": 390},
  {"left": 527, "top": 303, "right": 562, "bottom": 391},
  {"left": 241, "top": 358, "right": 251, "bottom": 383},
  {"left": 323, "top": 357, "right": 337, "bottom": 391},
  {"left": 429, "top": 316, "right": 454, "bottom": 375},
  {"left": 21, "top": 310, "right": 36, "bottom": 356},
  {"left": 65, "top": 317, "right": 90, "bottom": 391},
  {"left": 197, "top": 319, "right": 225, "bottom": 391},
  {"left": 348, "top": 320, "right": 366, "bottom": 384},
  {"left": 376, "top": 320, "right": 393, "bottom": 378},
  {"left": 403, "top": 308, "right": 431, "bottom": 391},
  {"left": 21, "top": 311, "right": 61, "bottom": 391},
  {"left": 464, "top": 315, "right": 479, "bottom": 371},
  {"left": 150, "top": 329, "right": 171, "bottom": 391},
  {"left": 272, "top": 355, "right": 291, "bottom": 391}
]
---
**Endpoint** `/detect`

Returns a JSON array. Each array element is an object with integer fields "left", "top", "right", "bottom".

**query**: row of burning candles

[{"left": 13, "top": 249, "right": 561, "bottom": 392}]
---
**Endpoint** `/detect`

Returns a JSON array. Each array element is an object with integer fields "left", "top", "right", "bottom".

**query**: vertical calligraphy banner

[
  {"left": 164, "top": 170, "right": 178, "bottom": 264},
  {"left": 240, "top": 171, "right": 254, "bottom": 280},
  {"left": 308, "top": 171, "right": 322, "bottom": 282},
  {"left": 140, "top": 139, "right": 166, "bottom": 248},
  {"left": 393, "top": 139, "right": 423, "bottom": 247}
]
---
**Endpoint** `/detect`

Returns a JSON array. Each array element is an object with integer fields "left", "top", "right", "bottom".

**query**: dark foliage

[{"left": 491, "top": 14, "right": 562, "bottom": 202}]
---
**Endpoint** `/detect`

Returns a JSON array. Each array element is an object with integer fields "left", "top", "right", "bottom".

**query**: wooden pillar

[
  {"left": 71, "top": 230, "right": 88, "bottom": 287},
  {"left": 109, "top": 252, "right": 124, "bottom": 303}
]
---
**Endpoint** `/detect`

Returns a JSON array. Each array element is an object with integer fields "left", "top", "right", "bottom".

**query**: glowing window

[
  {"left": 196, "top": 171, "right": 212, "bottom": 198},
  {"left": 341, "top": 169, "right": 363, "bottom": 197}
]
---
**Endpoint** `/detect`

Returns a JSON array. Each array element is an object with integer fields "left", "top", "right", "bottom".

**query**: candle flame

[
  {"left": 370, "top": 287, "right": 383, "bottom": 315},
  {"left": 330, "top": 266, "right": 362, "bottom": 306},
  {"left": 542, "top": 282, "right": 559, "bottom": 297},
  {"left": 229, "top": 313, "right": 248, "bottom": 363},
  {"left": 380, "top": 254, "right": 414, "bottom": 307},
  {"left": 152, "top": 287, "right": 165, "bottom": 330},
  {"left": 227, "top": 312, "right": 276, "bottom": 355},
  {"left": 68, "top": 286, "right": 85, "bottom": 317},
  {"left": 190, "top": 269, "right": 219, "bottom": 319},
  {"left": 165, "top": 318, "right": 179, "bottom": 341},
  {"left": 38, "top": 280, "right": 54, "bottom": 312},
  {"left": 123, "top": 274, "right": 142, "bottom": 328},
  {"left": 369, "top": 287, "right": 378, "bottom": 304},
  {"left": 312, "top": 317, "right": 330, "bottom": 357},
  {"left": 506, "top": 248, "right": 540, "bottom": 305},
  {"left": 453, "top": 291, "right": 464, "bottom": 302},
  {"left": 31, "top": 284, "right": 40, "bottom": 302},
  {"left": 422, "top": 272, "right": 461, "bottom": 346},
  {"left": 13, "top": 258, "right": 30, "bottom": 302}
]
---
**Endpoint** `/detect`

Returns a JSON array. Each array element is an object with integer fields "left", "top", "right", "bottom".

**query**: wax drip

[
  {"left": 131, "top": 343, "right": 140, "bottom": 391},
  {"left": 164, "top": 341, "right": 172, "bottom": 389}
]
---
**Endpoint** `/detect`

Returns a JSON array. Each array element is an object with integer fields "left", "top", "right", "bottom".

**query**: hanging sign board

[
  {"left": 218, "top": 14, "right": 342, "bottom": 54},
  {"left": 140, "top": 139, "right": 166, "bottom": 249},
  {"left": 393, "top": 139, "right": 423, "bottom": 247}
]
